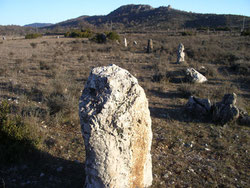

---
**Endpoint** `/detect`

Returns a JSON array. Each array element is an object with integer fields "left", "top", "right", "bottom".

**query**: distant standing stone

[
  {"left": 79, "top": 64, "right": 153, "bottom": 188},
  {"left": 124, "top": 37, "right": 127, "bottom": 47},
  {"left": 177, "top": 43, "right": 185, "bottom": 63},
  {"left": 2, "top": 36, "right": 6, "bottom": 40},
  {"left": 147, "top": 39, "right": 153, "bottom": 53}
]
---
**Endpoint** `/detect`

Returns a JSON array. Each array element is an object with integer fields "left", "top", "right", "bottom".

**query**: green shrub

[
  {"left": 64, "top": 29, "right": 93, "bottom": 38},
  {"left": 25, "top": 33, "right": 42, "bottom": 39},
  {"left": 181, "top": 31, "right": 195, "bottom": 36},
  {"left": 105, "top": 31, "right": 120, "bottom": 41},
  {"left": 0, "top": 100, "right": 40, "bottom": 163}
]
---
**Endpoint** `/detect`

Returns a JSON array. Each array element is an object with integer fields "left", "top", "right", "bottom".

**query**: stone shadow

[
  {"left": 150, "top": 106, "right": 213, "bottom": 124},
  {"left": 149, "top": 89, "right": 186, "bottom": 99},
  {"left": 0, "top": 132, "right": 85, "bottom": 188}
]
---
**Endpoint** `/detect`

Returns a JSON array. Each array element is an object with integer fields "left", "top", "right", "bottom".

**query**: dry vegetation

[{"left": 0, "top": 32, "right": 249, "bottom": 187}]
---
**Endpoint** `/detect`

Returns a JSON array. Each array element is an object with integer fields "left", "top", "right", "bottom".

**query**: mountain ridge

[{"left": 30, "top": 4, "right": 250, "bottom": 31}]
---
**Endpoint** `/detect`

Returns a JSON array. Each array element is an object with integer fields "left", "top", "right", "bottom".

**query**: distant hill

[
  {"left": 24, "top": 23, "right": 53, "bottom": 28},
  {"left": 47, "top": 4, "right": 250, "bottom": 31}
]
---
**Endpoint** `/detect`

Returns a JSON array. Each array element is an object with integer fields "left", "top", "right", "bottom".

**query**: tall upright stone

[
  {"left": 79, "top": 64, "right": 153, "bottom": 188},
  {"left": 124, "top": 37, "right": 127, "bottom": 47},
  {"left": 177, "top": 43, "right": 185, "bottom": 63},
  {"left": 147, "top": 39, "right": 153, "bottom": 53}
]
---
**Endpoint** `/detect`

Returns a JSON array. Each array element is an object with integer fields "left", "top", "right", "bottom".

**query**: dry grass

[{"left": 0, "top": 33, "right": 249, "bottom": 187}]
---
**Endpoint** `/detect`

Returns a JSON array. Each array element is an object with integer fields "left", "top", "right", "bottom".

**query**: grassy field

[{"left": 0, "top": 32, "right": 249, "bottom": 187}]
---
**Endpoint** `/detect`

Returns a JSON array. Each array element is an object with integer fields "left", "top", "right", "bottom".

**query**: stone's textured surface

[
  {"left": 147, "top": 39, "right": 153, "bottom": 53},
  {"left": 212, "top": 93, "right": 239, "bottom": 125},
  {"left": 177, "top": 43, "right": 185, "bottom": 63},
  {"left": 186, "top": 68, "right": 208, "bottom": 83},
  {"left": 79, "top": 64, "right": 152, "bottom": 188},
  {"left": 186, "top": 96, "right": 211, "bottom": 116}
]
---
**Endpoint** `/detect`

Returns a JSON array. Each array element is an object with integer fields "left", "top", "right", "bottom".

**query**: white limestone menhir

[{"left": 79, "top": 64, "right": 153, "bottom": 188}]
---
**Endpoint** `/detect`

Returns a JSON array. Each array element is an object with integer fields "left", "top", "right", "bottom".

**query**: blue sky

[{"left": 0, "top": 0, "right": 250, "bottom": 26}]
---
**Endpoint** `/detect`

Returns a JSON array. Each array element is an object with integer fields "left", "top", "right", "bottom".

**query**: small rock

[
  {"left": 186, "top": 68, "right": 207, "bottom": 83},
  {"left": 186, "top": 96, "right": 211, "bottom": 116},
  {"left": 212, "top": 93, "right": 239, "bottom": 125},
  {"left": 40, "top": 173, "right": 45, "bottom": 177}
]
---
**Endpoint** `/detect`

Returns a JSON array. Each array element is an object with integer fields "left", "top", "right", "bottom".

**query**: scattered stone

[
  {"left": 2, "top": 36, "right": 6, "bottom": 40},
  {"left": 212, "top": 93, "right": 239, "bottom": 125},
  {"left": 133, "top": 41, "right": 137, "bottom": 45},
  {"left": 40, "top": 173, "right": 45, "bottom": 177},
  {"left": 124, "top": 38, "right": 127, "bottom": 47},
  {"left": 79, "top": 64, "right": 153, "bottom": 188},
  {"left": 186, "top": 96, "right": 211, "bottom": 116},
  {"left": 56, "top": 36, "right": 60, "bottom": 39},
  {"left": 177, "top": 43, "right": 185, "bottom": 63},
  {"left": 56, "top": 166, "right": 63, "bottom": 172},
  {"left": 185, "top": 68, "right": 208, "bottom": 83},
  {"left": 147, "top": 39, "right": 153, "bottom": 53}
]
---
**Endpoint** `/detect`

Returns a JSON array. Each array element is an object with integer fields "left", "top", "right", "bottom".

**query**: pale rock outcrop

[
  {"left": 79, "top": 64, "right": 153, "bottom": 188},
  {"left": 186, "top": 68, "right": 208, "bottom": 83},
  {"left": 186, "top": 96, "right": 211, "bottom": 116},
  {"left": 177, "top": 43, "right": 185, "bottom": 63},
  {"left": 147, "top": 39, "right": 153, "bottom": 53},
  {"left": 212, "top": 93, "right": 239, "bottom": 125}
]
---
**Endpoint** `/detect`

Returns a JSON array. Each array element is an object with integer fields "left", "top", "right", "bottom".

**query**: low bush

[
  {"left": 64, "top": 29, "right": 93, "bottom": 38},
  {"left": 0, "top": 100, "right": 40, "bottom": 163},
  {"left": 105, "top": 31, "right": 120, "bottom": 41},
  {"left": 25, "top": 33, "right": 42, "bottom": 39},
  {"left": 181, "top": 31, "right": 195, "bottom": 36}
]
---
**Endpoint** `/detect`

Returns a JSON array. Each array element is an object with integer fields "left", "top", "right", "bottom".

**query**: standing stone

[
  {"left": 147, "top": 39, "right": 153, "bottom": 53},
  {"left": 79, "top": 64, "right": 153, "bottom": 188},
  {"left": 124, "top": 38, "right": 127, "bottom": 47},
  {"left": 177, "top": 43, "right": 185, "bottom": 63},
  {"left": 2, "top": 36, "right": 6, "bottom": 40}
]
